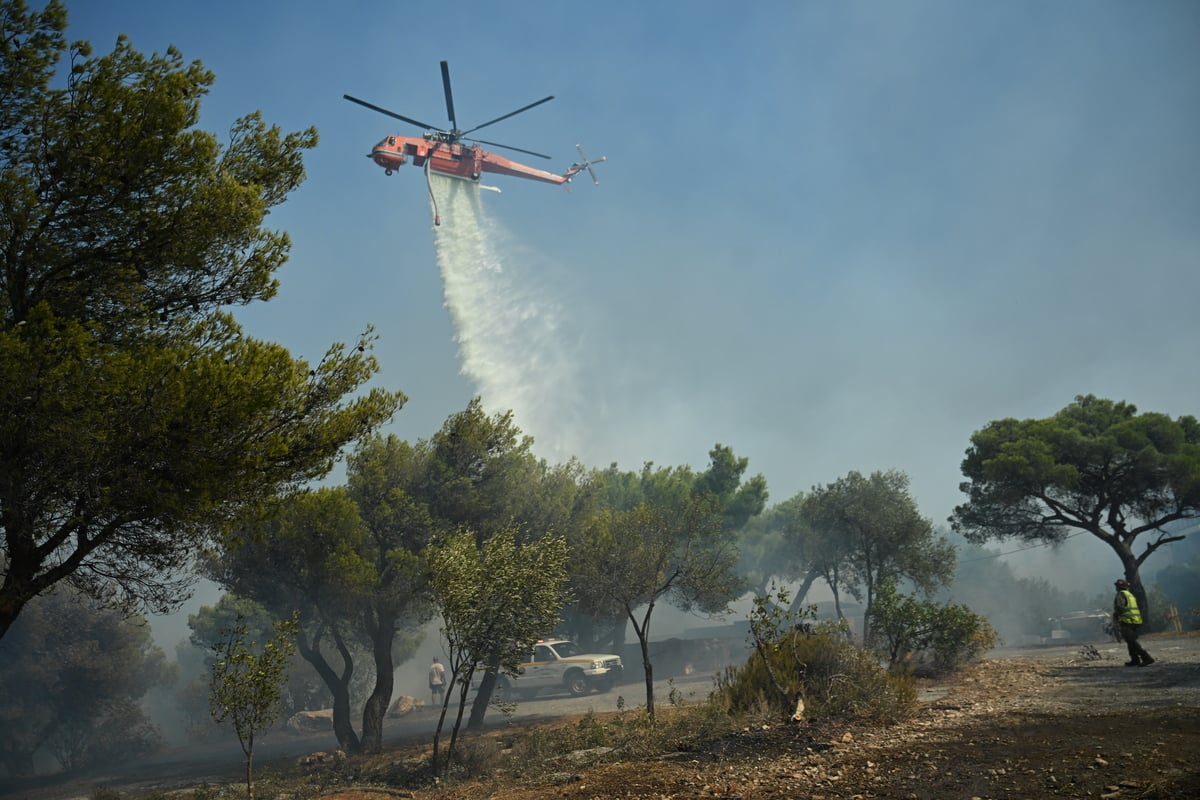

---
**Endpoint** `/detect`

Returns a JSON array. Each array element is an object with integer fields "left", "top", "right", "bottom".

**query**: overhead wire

[
  {"left": 956, "top": 519, "right": 1200, "bottom": 564},
  {"left": 956, "top": 530, "right": 1088, "bottom": 564}
]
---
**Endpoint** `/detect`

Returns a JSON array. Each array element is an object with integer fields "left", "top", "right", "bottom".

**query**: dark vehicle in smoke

[{"left": 1048, "top": 611, "right": 1114, "bottom": 642}]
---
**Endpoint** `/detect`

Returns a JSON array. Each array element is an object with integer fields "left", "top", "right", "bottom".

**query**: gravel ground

[
  {"left": 406, "top": 633, "right": 1200, "bottom": 800},
  {"left": 6, "top": 633, "right": 1199, "bottom": 800}
]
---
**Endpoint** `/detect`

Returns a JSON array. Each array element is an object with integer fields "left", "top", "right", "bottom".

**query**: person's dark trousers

[{"left": 1119, "top": 622, "right": 1153, "bottom": 665}]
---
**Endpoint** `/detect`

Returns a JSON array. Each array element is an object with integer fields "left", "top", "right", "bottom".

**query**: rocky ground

[
  {"left": 6, "top": 633, "right": 1199, "bottom": 800},
  {"left": 326, "top": 634, "right": 1200, "bottom": 800}
]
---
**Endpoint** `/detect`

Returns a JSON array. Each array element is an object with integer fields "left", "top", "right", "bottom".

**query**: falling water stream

[{"left": 428, "top": 175, "right": 583, "bottom": 459}]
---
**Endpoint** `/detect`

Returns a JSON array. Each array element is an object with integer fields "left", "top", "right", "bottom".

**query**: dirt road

[
  {"left": 429, "top": 633, "right": 1200, "bottom": 800},
  {"left": 0, "top": 672, "right": 712, "bottom": 800},
  {"left": 4, "top": 633, "right": 1198, "bottom": 799}
]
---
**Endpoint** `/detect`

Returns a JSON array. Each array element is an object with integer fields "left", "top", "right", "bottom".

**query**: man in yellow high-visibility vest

[{"left": 1113, "top": 579, "right": 1154, "bottom": 667}]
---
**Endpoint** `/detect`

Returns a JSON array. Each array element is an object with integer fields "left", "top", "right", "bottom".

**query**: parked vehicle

[{"left": 494, "top": 639, "right": 623, "bottom": 700}]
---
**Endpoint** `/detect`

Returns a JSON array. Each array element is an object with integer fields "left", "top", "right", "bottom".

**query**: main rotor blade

[
  {"left": 440, "top": 61, "right": 457, "bottom": 131},
  {"left": 470, "top": 138, "right": 552, "bottom": 160},
  {"left": 462, "top": 96, "right": 555, "bottom": 136},
  {"left": 343, "top": 95, "right": 437, "bottom": 131}
]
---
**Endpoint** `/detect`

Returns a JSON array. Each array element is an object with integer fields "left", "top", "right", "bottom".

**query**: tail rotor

[{"left": 573, "top": 144, "right": 606, "bottom": 185}]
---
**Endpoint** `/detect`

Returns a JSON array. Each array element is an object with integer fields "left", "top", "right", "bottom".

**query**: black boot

[{"left": 1138, "top": 656, "right": 1155, "bottom": 666}]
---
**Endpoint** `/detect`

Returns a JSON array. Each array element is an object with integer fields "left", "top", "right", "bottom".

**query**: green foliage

[
  {"left": 190, "top": 596, "right": 280, "bottom": 653},
  {"left": 428, "top": 526, "right": 571, "bottom": 678},
  {"left": 209, "top": 612, "right": 299, "bottom": 799},
  {"left": 209, "top": 486, "right": 403, "bottom": 754},
  {"left": 715, "top": 631, "right": 917, "bottom": 724},
  {"left": 952, "top": 395, "right": 1200, "bottom": 617},
  {"left": 768, "top": 491, "right": 847, "bottom": 612},
  {"left": 426, "top": 526, "right": 571, "bottom": 776},
  {"left": 0, "top": 584, "right": 173, "bottom": 777},
  {"left": 575, "top": 491, "right": 743, "bottom": 721},
  {"left": 797, "top": 470, "right": 955, "bottom": 641},
  {"left": 598, "top": 444, "right": 768, "bottom": 521},
  {"left": 926, "top": 603, "right": 999, "bottom": 673},
  {"left": 567, "top": 443, "right": 763, "bottom": 655},
  {"left": 183, "top": 594, "right": 322, "bottom": 734},
  {"left": 714, "top": 585, "right": 917, "bottom": 724},
  {"left": 692, "top": 444, "right": 770, "bottom": 529},
  {"left": 416, "top": 400, "right": 606, "bottom": 728},
  {"left": 868, "top": 579, "right": 998, "bottom": 676},
  {"left": 733, "top": 506, "right": 802, "bottom": 599},
  {"left": 343, "top": 436, "right": 438, "bottom": 753},
  {"left": 423, "top": 398, "right": 541, "bottom": 539},
  {"left": 0, "top": 0, "right": 403, "bottom": 639},
  {"left": 937, "top": 528, "right": 1089, "bottom": 641}
]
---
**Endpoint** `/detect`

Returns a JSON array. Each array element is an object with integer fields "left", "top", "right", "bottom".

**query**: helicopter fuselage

[{"left": 369, "top": 136, "right": 573, "bottom": 185}]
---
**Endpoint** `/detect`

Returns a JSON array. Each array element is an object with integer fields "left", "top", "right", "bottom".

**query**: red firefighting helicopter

[{"left": 344, "top": 61, "right": 604, "bottom": 223}]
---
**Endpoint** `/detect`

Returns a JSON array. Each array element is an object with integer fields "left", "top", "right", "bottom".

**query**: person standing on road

[
  {"left": 1113, "top": 579, "right": 1154, "bottom": 667},
  {"left": 428, "top": 656, "right": 446, "bottom": 707}
]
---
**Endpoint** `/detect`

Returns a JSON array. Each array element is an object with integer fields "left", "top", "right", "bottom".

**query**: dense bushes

[
  {"left": 0, "top": 587, "right": 173, "bottom": 777},
  {"left": 868, "top": 578, "right": 998, "bottom": 675},
  {"left": 711, "top": 589, "right": 917, "bottom": 724}
]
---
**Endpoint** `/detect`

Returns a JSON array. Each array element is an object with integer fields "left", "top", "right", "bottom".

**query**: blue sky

[{"left": 64, "top": 0, "right": 1199, "bottom": 542}]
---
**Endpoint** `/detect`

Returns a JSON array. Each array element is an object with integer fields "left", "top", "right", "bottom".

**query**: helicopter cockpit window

[{"left": 387, "top": 136, "right": 396, "bottom": 145}]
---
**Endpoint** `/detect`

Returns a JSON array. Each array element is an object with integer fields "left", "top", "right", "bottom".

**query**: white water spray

[{"left": 429, "top": 175, "right": 584, "bottom": 460}]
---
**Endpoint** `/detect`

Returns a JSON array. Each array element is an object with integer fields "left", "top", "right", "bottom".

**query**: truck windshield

[{"left": 553, "top": 641, "right": 583, "bottom": 658}]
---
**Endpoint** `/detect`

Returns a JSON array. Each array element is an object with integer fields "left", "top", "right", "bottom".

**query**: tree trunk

[
  {"left": 434, "top": 673, "right": 474, "bottom": 778},
  {"left": 242, "top": 731, "right": 256, "bottom": 800},
  {"left": 360, "top": 610, "right": 397, "bottom": 753},
  {"left": 466, "top": 664, "right": 497, "bottom": 731},
  {"left": 430, "top": 675, "right": 451, "bottom": 778},
  {"left": 0, "top": 533, "right": 48, "bottom": 641},
  {"left": 862, "top": 575, "right": 876, "bottom": 645},
  {"left": 785, "top": 566, "right": 823, "bottom": 614},
  {"left": 1113, "top": 534, "right": 1149, "bottom": 620},
  {"left": 297, "top": 628, "right": 361, "bottom": 753},
  {"left": 639, "top": 631, "right": 655, "bottom": 722},
  {"left": 629, "top": 602, "right": 656, "bottom": 722}
]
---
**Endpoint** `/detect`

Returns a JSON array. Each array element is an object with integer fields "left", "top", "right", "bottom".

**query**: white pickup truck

[{"left": 495, "top": 638, "right": 624, "bottom": 699}]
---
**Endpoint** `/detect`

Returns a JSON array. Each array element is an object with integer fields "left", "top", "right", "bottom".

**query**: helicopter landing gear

[{"left": 384, "top": 169, "right": 393, "bottom": 176}]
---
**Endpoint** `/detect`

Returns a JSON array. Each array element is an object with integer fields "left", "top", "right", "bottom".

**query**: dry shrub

[
  {"left": 443, "top": 699, "right": 739, "bottom": 783},
  {"left": 712, "top": 627, "right": 917, "bottom": 724}
]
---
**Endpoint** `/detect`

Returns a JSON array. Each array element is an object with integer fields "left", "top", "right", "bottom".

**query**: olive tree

[
  {"left": 570, "top": 444, "right": 766, "bottom": 655},
  {"left": 802, "top": 470, "right": 954, "bottom": 642},
  {"left": 209, "top": 611, "right": 299, "bottom": 800},
  {"left": 345, "top": 434, "right": 435, "bottom": 753},
  {"left": 576, "top": 494, "right": 742, "bottom": 721},
  {"left": 209, "top": 488, "right": 380, "bottom": 754},
  {"left": 426, "top": 526, "right": 569, "bottom": 777},
  {"left": 0, "top": 584, "right": 173, "bottom": 777},
  {"left": 420, "top": 399, "right": 580, "bottom": 731}
]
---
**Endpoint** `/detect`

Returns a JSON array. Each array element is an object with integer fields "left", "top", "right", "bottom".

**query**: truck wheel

[{"left": 565, "top": 670, "right": 590, "bottom": 697}]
